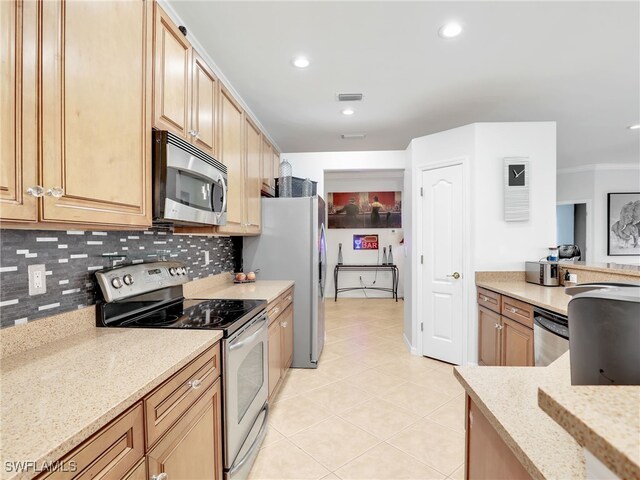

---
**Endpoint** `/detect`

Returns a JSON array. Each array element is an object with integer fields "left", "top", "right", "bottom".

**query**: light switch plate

[{"left": 28, "top": 264, "right": 47, "bottom": 295}]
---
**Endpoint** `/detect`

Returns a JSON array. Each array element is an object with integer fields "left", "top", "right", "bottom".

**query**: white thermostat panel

[{"left": 503, "top": 157, "right": 530, "bottom": 222}]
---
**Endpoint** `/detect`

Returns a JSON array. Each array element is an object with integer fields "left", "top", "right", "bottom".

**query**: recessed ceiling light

[
  {"left": 628, "top": 124, "right": 640, "bottom": 130},
  {"left": 291, "top": 56, "right": 310, "bottom": 68},
  {"left": 341, "top": 107, "right": 355, "bottom": 116},
  {"left": 439, "top": 22, "right": 463, "bottom": 39}
]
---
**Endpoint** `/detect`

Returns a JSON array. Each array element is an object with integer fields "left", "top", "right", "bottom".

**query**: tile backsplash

[{"left": 0, "top": 229, "right": 237, "bottom": 328}]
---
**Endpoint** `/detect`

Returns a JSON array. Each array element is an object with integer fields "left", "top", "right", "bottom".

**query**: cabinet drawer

[
  {"left": 501, "top": 296, "right": 534, "bottom": 328},
  {"left": 477, "top": 287, "right": 501, "bottom": 313},
  {"left": 41, "top": 403, "right": 144, "bottom": 480},
  {"left": 279, "top": 287, "right": 294, "bottom": 310},
  {"left": 267, "top": 299, "right": 283, "bottom": 325},
  {"left": 145, "top": 343, "right": 220, "bottom": 447}
]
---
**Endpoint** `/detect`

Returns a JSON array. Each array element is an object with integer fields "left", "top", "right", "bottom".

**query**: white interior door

[{"left": 421, "top": 164, "right": 464, "bottom": 365}]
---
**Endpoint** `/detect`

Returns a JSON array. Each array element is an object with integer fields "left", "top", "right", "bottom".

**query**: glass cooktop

[{"left": 98, "top": 298, "right": 267, "bottom": 338}]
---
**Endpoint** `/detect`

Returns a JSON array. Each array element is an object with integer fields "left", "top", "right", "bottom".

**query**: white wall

[
  {"left": 557, "top": 204, "right": 575, "bottom": 245},
  {"left": 324, "top": 171, "right": 404, "bottom": 299},
  {"left": 407, "top": 122, "right": 557, "bottom": 365},
  {"left": 557, "top": 164, "right": 640, "bottom": 265},
  {"left": 283, "top": 151, "right": 407, "bottom": 198}
]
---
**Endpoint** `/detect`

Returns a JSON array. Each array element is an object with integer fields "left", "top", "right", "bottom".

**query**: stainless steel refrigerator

[{"left": 243, "top": 196, "right": 327, "bottom": 368}]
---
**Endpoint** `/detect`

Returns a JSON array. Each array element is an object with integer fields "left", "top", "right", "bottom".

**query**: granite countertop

[
  {"left": 539, "top": 383, "right": 640, "bottom": 479},
  {"left": 476, "top": 279, "right": 571, "bottom": 315},
  {"left": 0, "top": 327, "right": 223, "bottom": 480},
  {"left": 186, "top": 279, "right": 294, "bottom": 304},
  {"left": 454, "top": 353, "right": 586, "bottom": 479}
]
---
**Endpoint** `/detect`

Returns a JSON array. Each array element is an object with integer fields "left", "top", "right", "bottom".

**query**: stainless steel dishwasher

[{"left": 533, "top": 307, "right": 569, "bottom": 366}]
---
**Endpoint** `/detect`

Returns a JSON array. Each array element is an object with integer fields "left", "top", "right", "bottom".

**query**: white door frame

[
  {"left": 556, "top": 199, "right": 592, "bottom": 263},
  {"left": 416, "top": 157, "right": 471, "bottom": 365}
]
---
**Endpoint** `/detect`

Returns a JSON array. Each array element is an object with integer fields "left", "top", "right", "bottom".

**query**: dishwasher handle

[{"left": 534, "top": 315, "right": 569, "bottom": 340}]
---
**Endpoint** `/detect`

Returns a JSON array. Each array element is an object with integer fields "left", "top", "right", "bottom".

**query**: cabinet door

[
  {"left": 244, "top": 118, "right": 262, "bottom": 235},
  {"left": 153, "top": 5, "right": 191, "bottom": 138},
  {"left": 147, "top": 379, "right": 223, "bottom": 480},
  {"left": 191, "top": 49, "right": 217, "bottom": 156},
  {"left": 40, "top": 0, "right": 152, "bottom": 227},
  {"left": 260, "top": 137, "right": 274, "bottom": 195},
  {"left": 0, "top": 0, "right": 38, "bottom": 222},
  {"left": 123, "top": 460, "right": 146, "bottom": 480},
  {"left": 467, "top": 398, "right": 532, "bottom": 479},
  {"left": 217, "top": 86, "right": 245, "bottom": 234},
  {"left": 478, "top": 307, "right": 501, "bottom": 366},
  {"left": 268, "top": 319, "right": 282, "bottom": 399},
  {"left": 502, "top": 317, "right": 534, "bottom": 366},
  {"left": 280, "top": 304, "right": 294, "bottom": 371}
]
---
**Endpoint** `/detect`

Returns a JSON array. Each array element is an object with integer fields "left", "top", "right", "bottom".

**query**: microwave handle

[{"left": 218, "top": 173, "right": 227, "bottom": 216}]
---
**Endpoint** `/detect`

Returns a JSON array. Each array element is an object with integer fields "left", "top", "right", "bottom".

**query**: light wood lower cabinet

[
  {"left": 147, "top": 379, "right": 223, "bottom": 480},
  {"left": 267, "top": 287, "right": 294, "bottom": 400},
  {"left": 501, "top": 317, "right": 534, "bottom": 367},
  {"left": 477, "top": 288, "right": 535, "bottom": 367},
  {"left": 466, "top": 396, "right": 532, "bottom": 479},
  {"left": 40, "top": 343, "right": 222, "bottom": 480}
]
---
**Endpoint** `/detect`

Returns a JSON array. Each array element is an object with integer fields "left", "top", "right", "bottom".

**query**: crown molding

[{"left": 557, "top": 163, "right": 640, "bottom": 175}]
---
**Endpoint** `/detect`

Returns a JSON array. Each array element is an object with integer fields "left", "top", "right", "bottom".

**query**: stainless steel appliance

[
  {"left": 153, "top": 130, "right": 227, "bottom": 226},
  {"left": 525, "top": 261, "right": 560, "bottom": 286},
  {"left": 566, "top": 282, "right": 640, "bottom": 385},
  {"left": 533, "top": 307, "right": 569, "bottom": 366},
  {"left": 243, "top": 196, "right": 327, "bottom": 368},
  {"left": 95, "top": 261, "right": 268, "bottom": 479}
]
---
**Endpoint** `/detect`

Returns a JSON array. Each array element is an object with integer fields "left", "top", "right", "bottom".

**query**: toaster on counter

[{"left": 525, "top": 261, "right": 560, "bottom": 286}]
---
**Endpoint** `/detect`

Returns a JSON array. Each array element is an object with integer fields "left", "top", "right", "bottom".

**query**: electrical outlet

[
  {"left": 203, "top": 250, "right": 210, "bottom": 266},
  {"left": 28, "top": 264, "right": 46, "bottom": 295}
]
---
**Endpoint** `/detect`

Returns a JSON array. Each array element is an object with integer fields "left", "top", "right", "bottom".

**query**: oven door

[
  {"left": 223, "top": 312, "right": 269, "bottom": 470},
  {"left": 162, "top": 141, "right": 227, "bottom": 225}
]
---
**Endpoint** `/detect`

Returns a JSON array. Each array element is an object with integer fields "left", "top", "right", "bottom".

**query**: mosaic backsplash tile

[{"left": 0, "top": 229, "right": 237, "bottom": 328}]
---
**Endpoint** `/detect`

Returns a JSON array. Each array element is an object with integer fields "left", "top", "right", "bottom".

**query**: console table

[{"left": 333, "top": 264, "right": 399, "bottom": 302}]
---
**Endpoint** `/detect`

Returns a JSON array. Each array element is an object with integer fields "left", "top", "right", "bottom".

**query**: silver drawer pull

[
  {"left": 271, "top": 306, "right": 280, "bottom": 315},
  {"left": 188, "top": 379, "right": 203, "bottom": 389},
  {"left": 280, "top": 321, "right": 288, "bottom": 328},
  {"left": 510, "top": 307, "right": 517, "bottom": 313},
  {"left": 480, "top": 295, "right": 488, "bottom": 301},
  {"left": 151, "top": 474, "right": 168, "bottom": 480},
  {"left": 285, "top": 295, "right": 292, "bottom": 301}
]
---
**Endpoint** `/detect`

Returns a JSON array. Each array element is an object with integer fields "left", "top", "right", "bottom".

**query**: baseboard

[{"left": 403, "top": 333, "right": 418, "bottom": 355}]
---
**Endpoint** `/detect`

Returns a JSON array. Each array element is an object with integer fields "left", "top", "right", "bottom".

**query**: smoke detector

[
  {"left": 337, "top": 93, "right": 363, "bottom": 102},
  {"left": 341, "top": 133, "right": 367, "bottom": 140}
]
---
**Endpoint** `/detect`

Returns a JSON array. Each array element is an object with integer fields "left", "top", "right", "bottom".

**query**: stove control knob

[
  {"left": 123, "top": 274, "right": 134, "bottom": 285},
  {"left": 111, "top": 277, "right": 123, "bottom": 289},
  {"left": 169, "top": 267, "right": 177, "bottom": 276},
  {"left": 180, "top": 267, "right": 187, "bottom": 275}
]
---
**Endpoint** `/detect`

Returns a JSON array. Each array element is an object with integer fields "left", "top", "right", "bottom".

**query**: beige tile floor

[{"left": 249, "top": 298, "right": 466, "bottom": 480}]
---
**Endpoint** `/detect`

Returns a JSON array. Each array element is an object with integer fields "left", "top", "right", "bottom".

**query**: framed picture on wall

[
  {"left": 608, "top": 192, "right": 640, "bottom": 256},
  {"left": 327, "top": 191, "right": 402, "bottom": 229}
]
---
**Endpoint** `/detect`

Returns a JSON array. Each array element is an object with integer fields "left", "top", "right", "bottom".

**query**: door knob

[{"left": 447, "top": 272, "right": 461, "bottom": 280}]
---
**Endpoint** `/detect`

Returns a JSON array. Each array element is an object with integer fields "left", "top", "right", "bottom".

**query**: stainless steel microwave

[{"left": 153, "top": 130, "right": 227, "bottom": 226}]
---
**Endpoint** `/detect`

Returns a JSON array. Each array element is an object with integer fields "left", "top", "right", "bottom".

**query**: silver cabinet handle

[
  {"left": 271, "top": 306, "right": 280, "bottom": 315},
  {"left": 26, "top": 185, "right": 45, "bottom": 197},
  {"left": 509, "top": 307, "right": 517, "bottom": 313},
  {"left": 494, "top": 323, "right": 500, "bottom": 329},
  {"left": 446, "top": 272, "right": 461, "bottom": 280},
  {"left": 151, "top": 474, "right": 168, "bottom": 480},
  {"left": 188, "top": 379, "right": 202, "bottom": 389},
  {"left": 188, "top": 130, "right": 199, "bottom": 137},
  {"left": 480, "top": 295, "right": 488, "bottom": 301},
  {"left": 286, "top": 295, "right": 292, "bottom": 301},
  {"left": 46, "top": 187, "right": 64, "bottom": 198},
  {"left": 280, "top": 321, "right": 288, "bottom": 328},
  {"left": 496, "top": 324, "right": 503, "bottom": 330}
]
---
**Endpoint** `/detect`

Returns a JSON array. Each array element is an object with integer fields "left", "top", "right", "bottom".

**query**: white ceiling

[{"left": 169, "top": 1, "right": 640, "bottom": 168}]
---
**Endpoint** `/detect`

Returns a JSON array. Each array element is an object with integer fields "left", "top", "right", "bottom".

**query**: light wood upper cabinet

[
  {"left": 153, "top": 5, "right": 191, "bottom": 138},
  {"left": 191, "top": 49, "right": 217, "bottom": 157},
  {"left": 147, "top": 380, "right": 223, "bottom": 480},
  {"left": 244, "top": 118, "right": 262, "bottom": 235},
  {"left": 0, "top": 0, "right": 38, "bottom": 223},
  {"left": 260, "top": 137, "right": 274, "bottom": 196},
  {"left": 273, "top": 151, "right": 281, "bottom": 193},
  {"left": 217, "top": 86, "right": 245, "bottom": 234},
  {"left": 39, "top": 0, "right": 152, "bottom": 227}
]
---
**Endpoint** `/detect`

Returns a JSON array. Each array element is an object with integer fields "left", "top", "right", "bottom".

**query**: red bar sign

[{"left": 353, "top": 234, "right": 379, "bottom": 250}]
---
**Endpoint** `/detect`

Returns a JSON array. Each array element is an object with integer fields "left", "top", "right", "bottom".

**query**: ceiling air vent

[
  {"left": 337, "top": 93, "right": 363, "bottom": 102},
  {"left": 341, "top": 133, "right": 367, "bottom": 140}
]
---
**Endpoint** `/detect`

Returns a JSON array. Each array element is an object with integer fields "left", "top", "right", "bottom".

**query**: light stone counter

[
  {"left": 186, "top": 278, "right": 294, "bottom": 304},
  {"left": 476, "top": 279, "right": 571, "bottom": 316},
  {"left": 539, "top": 383, "right": 640, "bottom": 479},
  {"left": 454, "top": 353, "right": 586, "bottom": 479},
  {"left": 0, "top": 327, "right": 222, "bottom": 480}
]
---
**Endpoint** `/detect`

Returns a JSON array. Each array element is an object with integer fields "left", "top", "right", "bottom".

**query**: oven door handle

[
  {"left": 228, "top": 403, "right": 269, "bottom": 477},
  {"left": 229, "top": 316, "right": 267, "bottom": 351},
  {"left": 217, "top": 172, "right": 227, "bottom": 217}
]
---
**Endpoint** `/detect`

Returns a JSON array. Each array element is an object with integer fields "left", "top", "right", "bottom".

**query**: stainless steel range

[{"left": 95, "top": 261, "right": 269, "bottom": 480}]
